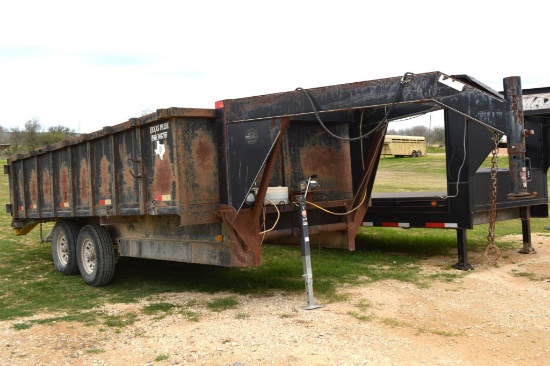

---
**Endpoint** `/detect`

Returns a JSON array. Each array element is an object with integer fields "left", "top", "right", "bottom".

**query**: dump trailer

[{"left": 5, "top": 72, "right": 522, "bottom": 287}]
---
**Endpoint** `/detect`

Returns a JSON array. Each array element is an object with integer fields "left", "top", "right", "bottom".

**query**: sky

[{"left": 1, "top": 0, "right": 549, "bottom": 134}]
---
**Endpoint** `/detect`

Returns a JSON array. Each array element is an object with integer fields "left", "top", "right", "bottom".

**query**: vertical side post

[
  {"left": 519, "top": 206, "right": 536, "bottom": 254},
  {"left": 295, "top": 195, "right": 321, "bottom": 310},
  {"left": 453, "top": 229, "right": 473, "bottom": 270},
  {"left": 503, "top": 77, "right": 533, "bottom": 198}
]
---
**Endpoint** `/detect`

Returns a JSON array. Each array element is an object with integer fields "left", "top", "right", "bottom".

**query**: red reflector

[
  {"left": 382, "top": 222, "right": 399, "bottom": 227},
  {"left": 215, "top": 101, "right": 224, "bottom": 109},
  {"left": 426, "top": 223, "right": 445, "bottom": 228}
]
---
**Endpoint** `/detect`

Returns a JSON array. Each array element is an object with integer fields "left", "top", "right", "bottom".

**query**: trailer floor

[{"left": 2, "top": 235, "right": 550, "bottom": 365}]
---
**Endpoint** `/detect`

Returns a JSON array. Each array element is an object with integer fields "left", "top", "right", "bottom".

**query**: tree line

[
  {"left": 0, "top": 119, "right": 445, "bottom": 156},
  {"left": 0, "top": 118, "right": 77, "bottom": 155},
  {"left": 387, "top": 125, "right": 445, "bottom": 146}
]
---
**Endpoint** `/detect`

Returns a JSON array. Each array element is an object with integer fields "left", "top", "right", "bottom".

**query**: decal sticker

[
  {"left": 245, "top": 128, "right": 258, "bottom": 144},
  {"left": 154, "top": 141, "right": 165, "bottom": 160},
  {"left": 150, "top": 122, "right": 169, "bottom": 160}
]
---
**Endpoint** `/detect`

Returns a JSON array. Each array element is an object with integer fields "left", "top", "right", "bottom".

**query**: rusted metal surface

[
  {"left": 220, "top": 72, "right": 507, "bottom": 133},
  {"left": 283, "top": 122, "right": 353, "bottom": 200},
  {"left": 79, "top": 158, "right": 90, "bottom": 205},
  {"left": 41, "top": 167, "right": 52, "bottom": 206},
  {"left": 59, "top": 163, "right": 70, "bottom": 205},
  {"left": 504, "top": 76, "right": 535, "bottom": 198}
]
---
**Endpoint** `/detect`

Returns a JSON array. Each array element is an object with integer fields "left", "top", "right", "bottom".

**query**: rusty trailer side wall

[
  {"left": 6, "top": 108, "right": 251, "bottom": 266},
  {"left": 8, "top": 108, "right": 219, "bottom": 222}
]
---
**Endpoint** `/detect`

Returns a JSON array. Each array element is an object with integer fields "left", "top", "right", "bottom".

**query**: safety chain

[{"left": 484, "top": 131, "right": 501, "bottom": 265}]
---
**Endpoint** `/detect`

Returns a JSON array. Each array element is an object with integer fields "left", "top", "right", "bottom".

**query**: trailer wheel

[
  {"left": 77, "top": 225, "right": 116, "bottom": 286},
  {"left": 411, "top": 151, "right": 417, "bottom": 157},
  {"left": 417, "top": 150, "right": 422, "bottom": 157},
  {"left": 51, "top": 220, "right": 81, "bottom": 275}
]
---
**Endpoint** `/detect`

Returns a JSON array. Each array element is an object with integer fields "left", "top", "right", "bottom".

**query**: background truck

[{"left": 5, "top": 72, "right": 538, "bottom": 287}]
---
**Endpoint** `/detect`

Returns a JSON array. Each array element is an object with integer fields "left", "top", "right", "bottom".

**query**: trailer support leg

[
  {"left": 453, "top": 229, "right": 473, "bottom": 270},
  {"left": 295, "top": 195, "right": 321, "bottom": 310},
  {"left": 518, "top": 206, "right": 536, "bottom": 254}
]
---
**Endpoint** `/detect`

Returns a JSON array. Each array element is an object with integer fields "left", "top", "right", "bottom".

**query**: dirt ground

[{"left": 2, "top": 234, "right": 550, "bottom": 366}]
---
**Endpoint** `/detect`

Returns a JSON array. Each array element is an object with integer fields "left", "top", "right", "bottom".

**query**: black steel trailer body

[
  {"left": 5, "top": 72, "right": 535, "bottom": 286},
  {"left": 364, "top": 78, "right": 549, "bottom": 269}
]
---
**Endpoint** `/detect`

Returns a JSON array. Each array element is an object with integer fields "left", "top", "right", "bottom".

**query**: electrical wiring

[
  {"left": 305, "top": 191, "right": 368, "bottom": 216},
  {"left": 439, "top": 122, "right": 472, "bottom": 199},
  {"left": 258, "top": 199, "right": 281, "bottom": 234},
  {"left": 295, "top": 72, "right": 413, "bottom": 142}
]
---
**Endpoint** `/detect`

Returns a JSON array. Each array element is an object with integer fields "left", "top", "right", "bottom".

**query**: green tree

[
  {"left": 24, "top": 118, "right": 42, "bottom": 149},
  {"left": 7, "top": 120, "right": 76, "bottom": 154},
  {"left": 40, "top": 125, "right": 76, "bottom": 146}
]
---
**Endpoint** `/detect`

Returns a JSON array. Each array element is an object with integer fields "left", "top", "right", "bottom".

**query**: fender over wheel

[
  {"left": 77, "top": 224, "right": 116, "bottom": 286},
  {"left": 51, "top": 220, "right": 81, "bottom": 275}
]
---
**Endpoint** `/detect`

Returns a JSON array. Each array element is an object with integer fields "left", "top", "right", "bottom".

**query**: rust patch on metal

[
  {"left": 191, "top": 130, "right": 216, "bottom": 197},
  {"left": 100, "top": 156, "right": 112, "bottom": 198},
  {"left": 119, "top": 143, "right": 137, "bottom": 197},
  {"left": 42, "top": 168, "right": 52, "bottom": 205},
  {"left": 29, "top": 169, "right": 38, "bottom": 205},
  {"left": 59, "top": 164, "right": 70, "bottom": 203},
  {"left": 300, "top": 143, "right": 352, "bottom": 192},
  {"left": 152, "top": 143, "right": 173, "bottom": 195},
  {"left": 17, "top": 169, "right": 24, "bottom": 209},
  {"left": 79, "top": 158, "right": 90, "bottom": 204}
]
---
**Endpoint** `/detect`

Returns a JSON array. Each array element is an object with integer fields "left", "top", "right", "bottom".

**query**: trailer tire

[
  {"left": 52, "top": 220, "right": 81, "bottom": 275},
  {"left": 77, "top": 225, "right": 116, "bottom": 286},
  {"left": 417, "top": 151, "right": 422, "bottom": 157}
]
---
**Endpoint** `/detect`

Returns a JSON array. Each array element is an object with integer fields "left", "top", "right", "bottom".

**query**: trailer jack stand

[
  {"left": 295, "top": 194, "right": 322, "bottom": 310},
  {"left": 453, "top": 229, "right": 473, "bottom": 271}
]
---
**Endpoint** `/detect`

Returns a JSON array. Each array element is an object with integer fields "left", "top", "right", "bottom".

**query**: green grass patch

[
  {"left": 143, "top": 302, "right": 175, "bottom": 315},
  {"left": 347, "top": 311, "right": 373, "bottom": 322},
  {"left": 355, "top": 299, "right": 372, "bottom": 311},
  {"left": 103, "top": 313, "right": 138, "bottom": 328},
  {"left": 155, "top": 354, "right": 170, "bottom": 361},
  {"left": 86, "top": 348, "right": 105, "bottom": 354},
  {"left": 510, "top": 269, "right": 549, "bottom": 281},
  {"left": 375, "top": 155, "right": 447, "bottom": 192},
  {"left": 382, "top": 316, "right": 459, "bottom": 337},
  {"left": 382, "top": 317, "right": 404, "bottom": 327},
  {"left": 206, "top": 297, "right": 238, "bottom": 312},
  {"left": 12, "top": 323, "right": 32, "bottom": 330},
  {"left": 179, "top": 310, "right": 200, "bottom": 322}
]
